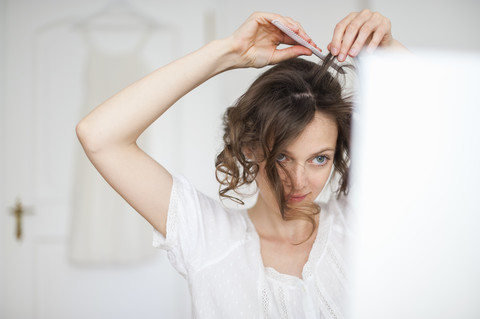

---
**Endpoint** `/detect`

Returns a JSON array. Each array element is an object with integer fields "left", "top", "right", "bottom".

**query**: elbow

[
  {"left": 76, "top": 118, "right": 103, "bottom": 156},
  {"left": 75, "top": 119, "right": 86, "bottom": 144}
]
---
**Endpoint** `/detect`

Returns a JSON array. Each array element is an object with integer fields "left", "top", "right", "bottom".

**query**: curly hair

[{"left": 215, "top": 54, "right": 352, "bottom": 240}]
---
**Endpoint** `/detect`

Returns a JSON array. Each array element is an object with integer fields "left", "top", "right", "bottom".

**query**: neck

[{"left": 248, "top": 195, "right": 317, "bottom": 243}]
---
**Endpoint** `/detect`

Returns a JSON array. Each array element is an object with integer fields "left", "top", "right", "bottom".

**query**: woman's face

[{"left": 256, "top": 111, "right": 338, "bottom": 211}]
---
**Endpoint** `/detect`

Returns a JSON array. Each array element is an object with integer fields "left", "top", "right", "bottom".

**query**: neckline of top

[{"left": 242, "top": 204, "right": 333, "bottom": 284}]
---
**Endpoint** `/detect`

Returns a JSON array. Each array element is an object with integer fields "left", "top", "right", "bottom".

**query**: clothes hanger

[{"left": 72, "top": 0, "right": 164, "bottom": 31}]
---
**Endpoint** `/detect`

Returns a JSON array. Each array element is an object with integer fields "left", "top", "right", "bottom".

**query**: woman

[{"left": 77, "top": 10, "right": 404, "bottom": 318}]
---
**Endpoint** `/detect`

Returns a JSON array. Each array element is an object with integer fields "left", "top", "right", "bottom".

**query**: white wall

[{"left": 371, "top": 0, "right": 480, "bottom": 51}]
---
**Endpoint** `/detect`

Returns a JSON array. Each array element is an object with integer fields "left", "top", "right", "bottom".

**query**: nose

[{"left": 292, "top": 163, "right": 307, "bottom": 191}]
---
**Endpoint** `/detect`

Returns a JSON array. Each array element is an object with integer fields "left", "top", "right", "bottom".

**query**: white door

[{"left": 0, "top": 2, "right": 216, "bottom": 318}]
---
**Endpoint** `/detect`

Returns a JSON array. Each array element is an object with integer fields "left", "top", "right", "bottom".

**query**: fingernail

[
  {"left": 349, "top": 48, "right": 357, "bottom": 56},
  {"left": 332, "top": 47, "right": 339, "bottom": 55},
  {"left": 338, "top": 53, "right": 345, "bottom": 61}
]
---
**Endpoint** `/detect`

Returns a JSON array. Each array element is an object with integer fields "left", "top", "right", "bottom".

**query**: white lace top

[{"left": 153, "top": 175, "right": 352, "bottom": 318}]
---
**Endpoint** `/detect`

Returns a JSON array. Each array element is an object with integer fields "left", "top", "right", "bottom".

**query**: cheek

[
  {"left": 277, "top": 166, "right": 288, "bottom": 182},
  {"left": 308, "top": 165, "right": 334, "bottom": 192}
]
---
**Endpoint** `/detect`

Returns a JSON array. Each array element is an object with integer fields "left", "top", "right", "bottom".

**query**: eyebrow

[{"left": 283, "top": 147, "right": 336, "bottom": 158}]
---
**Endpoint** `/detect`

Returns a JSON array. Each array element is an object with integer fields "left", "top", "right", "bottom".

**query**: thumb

[{"left": 270, "top": 46, "right": 313, "bottom": 64}]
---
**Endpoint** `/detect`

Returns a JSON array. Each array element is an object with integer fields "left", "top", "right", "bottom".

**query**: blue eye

[
  {"left": 276, "top": 153, "right": 287, "bottom": 162},
  {"left": 312, "top": 155, "right": 328, "bottom": 166}
]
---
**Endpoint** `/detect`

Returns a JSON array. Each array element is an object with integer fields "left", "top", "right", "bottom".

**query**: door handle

[{"left": 9, "top": 198, "right": 33, "bottom": 241}]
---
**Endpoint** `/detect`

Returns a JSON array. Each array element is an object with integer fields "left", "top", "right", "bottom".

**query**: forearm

[{"left": 76, "top": 38, "right": 236, "bottom": 154}]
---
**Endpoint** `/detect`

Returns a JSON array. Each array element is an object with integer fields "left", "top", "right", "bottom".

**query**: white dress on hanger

[{"left": 70, "top": 28, "right": 154, "bottom": 264}]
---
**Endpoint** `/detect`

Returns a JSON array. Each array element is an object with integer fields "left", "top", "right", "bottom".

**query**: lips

[{"left": 288, "top": 193, "right": 308, "bottom": 203}]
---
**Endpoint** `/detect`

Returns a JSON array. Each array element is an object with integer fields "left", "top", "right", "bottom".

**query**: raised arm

[{"left": 75, "top": 12, "right": 316, "bottom": 237}]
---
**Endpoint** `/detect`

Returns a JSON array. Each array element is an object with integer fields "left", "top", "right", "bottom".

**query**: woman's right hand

[{"left": 226, "top": 12, "right": 319, "bottom": 69}]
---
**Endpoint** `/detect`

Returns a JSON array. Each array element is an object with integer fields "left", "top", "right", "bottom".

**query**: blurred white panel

[{"left": 350, "top": 50, "right": 480, "bottom": 319}]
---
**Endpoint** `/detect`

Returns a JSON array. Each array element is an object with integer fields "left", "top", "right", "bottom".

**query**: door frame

[{"left": 1, "top": 0, "right": 7, "bottom": 314}]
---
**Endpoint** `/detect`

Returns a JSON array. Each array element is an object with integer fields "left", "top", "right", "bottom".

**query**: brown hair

[{"left": 215, "top": 54, "right": 352, "bottom": 238}]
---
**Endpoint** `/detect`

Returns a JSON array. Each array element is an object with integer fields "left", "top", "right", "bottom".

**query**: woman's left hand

[{"left": 327, "top": 10, "right": 403, "bottom": 62}]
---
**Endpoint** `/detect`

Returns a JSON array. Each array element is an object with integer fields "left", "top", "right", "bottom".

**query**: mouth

[{"left": 287, "top": 193, "right": 309, "bottom": 203}]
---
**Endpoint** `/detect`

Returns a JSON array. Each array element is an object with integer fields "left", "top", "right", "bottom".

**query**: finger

[
  {"left": 352, "top": 12, "right": 392, "bottom": 56},
  {"left": 270, "top": 45, "right": 313, "bottom": 64},
  {"left": 338, "top": 10, "right": 375, "bottom": 61},
  {"left": 330, "top": 12, "right": 358, "bottom": 56},
  {"left": 347, "top": 19, "right": 380, "bottom": 57},
  {"left": 266, "top": 16, "right": 300, "bottom": 46},
  {"left": 298, "top": 28, "right": 322, "bottom": 51},
  {"left": 283, "top": 17, "right": 322, "bottom": 51},
  {"left": 366, "top": 28, "right": 387, "bottom": 53},
  {"left": 262, "top": 16, "right": 301, "bottom": 46}
]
